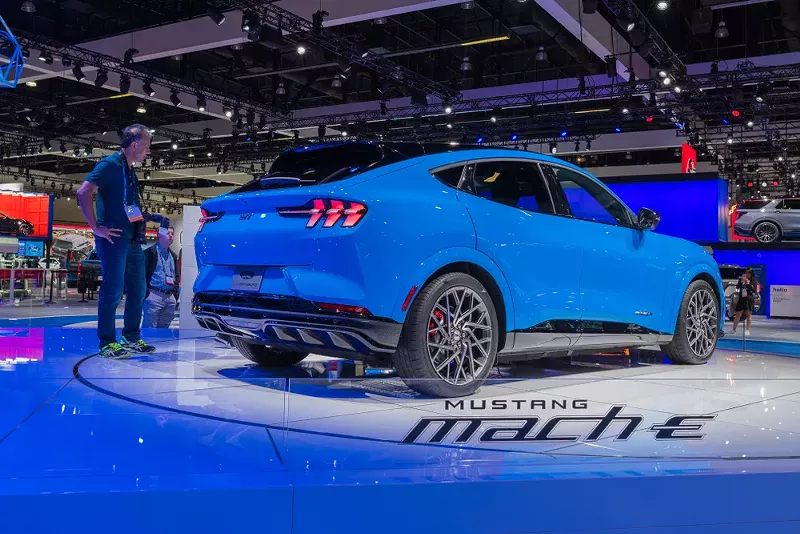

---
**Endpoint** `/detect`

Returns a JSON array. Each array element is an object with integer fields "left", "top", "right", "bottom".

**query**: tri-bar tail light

[
  {"left": 198, "top": 207, "right": 224, "bottom": 232},
  {"left": 277, "top": 199, "right": 367, "bottom": 228}
]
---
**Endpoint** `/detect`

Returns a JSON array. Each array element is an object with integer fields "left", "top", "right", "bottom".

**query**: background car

[
  {"left": 193, "top": 141, "right": 725, "bottom": 398},
  {"left": 719, "top": 264, "right": 762, "bottom": 319},
  {"left": 733, "top": 198, "right": 800, "bottom": 243},
  {"left": 0, "top": 211, "right": 34, "bottom": 237}
]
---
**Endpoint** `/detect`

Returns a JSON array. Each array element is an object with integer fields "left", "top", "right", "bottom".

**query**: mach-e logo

[
  {"left": 240, "top": 213, "right": 253, "bottom": 220},
  {"left": 402, "top": 406, "right": 715, "bottom": 444}
]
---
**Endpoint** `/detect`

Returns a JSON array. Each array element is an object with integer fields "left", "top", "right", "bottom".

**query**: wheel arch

[
  {"left": 665, "top": 265, "right": 725, "bottom": 334},
  {"left": 753, "top": 217, "right": 785, "bottom": 236},
  {"left": 389, "top": 248, "right": 515, "bottom": 350}
]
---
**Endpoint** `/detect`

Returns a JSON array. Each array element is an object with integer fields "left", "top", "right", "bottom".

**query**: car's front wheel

[
  {"left": 753, "top": 221, "right": 780, "bottom": 243},
  {"left": 662, "top": 280, "right": 720, "bottom": 365},
  {"left": 230, "top": 337, "right": 309, "bottom": 367},
  {"left": 18, "top": 223, "right": 33, "bottom": 236},
  {"left": 393, "top": 272, "right": 499, "bottom": 398}
]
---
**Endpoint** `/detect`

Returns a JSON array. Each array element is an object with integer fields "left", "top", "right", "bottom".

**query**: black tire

[
  {"left": 18, "top": 223, "right": 33, "bottom": 236},
  {"left": 753, "top": 221, "right": 780, "bottom": 244},
  {"left": 393, "top": 272, "right": 499, "bottom": 398},
  {"left": 230, "top": 337, "right": 308, "bottom": 367},
  {"left": 661, "top": 280, "right": 720, "bottom": 365}
]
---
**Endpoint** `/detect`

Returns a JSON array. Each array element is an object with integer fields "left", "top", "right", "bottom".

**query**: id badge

[
  {"left": 126, "top": 205, "right": 144, "bottom": 222},
  {"left": 742, "top": 289, "right": 747, "bottom": 297},
  {"left": 166, "top": 276, "right": 175, "bottom": 286}
]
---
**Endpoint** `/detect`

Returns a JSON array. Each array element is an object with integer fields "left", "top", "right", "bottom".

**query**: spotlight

[
  {"left": 297, "top": 45, "right": 307, "bottom": 55},
  {"left": 276, "top": 81, "right": 286, "bottom": 95},
  {"left": 560, "top": 130, "right": 568, "bottom": 137},
  {"left": 662, "top": 77, "right": 672, "bottom": 86},
  {"left": 511, "top": 134, "right": 518, "bottom": 141},
  {"left": 119, "top": 75, "right": 131, "bottom": 94},
  {"left": 460, "top": 56, "right": 472, "bottom": 71},
  {"left": 143, "top": 81, "right": 155, "bottom": 97},
  {"left": 38, "top": 51, "right": 53, "bottom": 64},
  {"left": 476, "top": 136, "right": 484, "bottom": 144},
  {"left": 727, "top": 135, "right": 733, "bottom": 144},
  {"left": 550, "top": 142, "right": 558, "bottom": 154},
  {"left": 207, "top": 7, "right": 225, "bottom": 25},
  {"left": 731, "top": 109, "right": 741, "bottom": 117},
  {"left": 21, "top": 1, "right": 36, "bottom": 13},
  {"left": 715, "top": 21, "right": 729, "bottom": 39},
  {"left": 535, "top": 45, "right": 547, "bottom": 61},
  {"left": 341, "top": 130, "right": 348, "bottom": 136},
  {"left": 136, "top": 102, "right": 147, "bottom": 114},
  {"left": 59, "top": 141, "right": 66, "bottom": 153},
  {"left": 197, "top": 95, "right": 207, "bottom": 112},
  {"left": 72, "top": 64, "right": 85, "bottom": 81},
  {"left": 170, "top": 90, "right": 182, "bottom": 107},
  {"left": 657, "top": 0, "right": 668, "bottom": 10},
  {"left": 622, "top": 107, "right": 630, "bottom": 114},
  {"left": 223, "top": 106, "right": 233, "bottom": 118},
  {"left": 615, "top": 126, "right": 622, "bottom": 133},
  {"left": 618, "top": 14, "right": 635, "bottom": 32},
  {"left": 674, "top": 85, "right": 681, "bottom": 93},
  {"left": 490, "top": 115, "right": 496, "bottom": 123},
  {"left": 747, "top": 120, "right": 754, "bottom": 128},
  {"left": 444, "top": 104, "right": 453, "bottom": 114},
  {"left": 645, "top": 115, "right": 654, "bottom": 122},
  {"left": 94, "top": 69, "right": 108, "bottom": 88},
  {"left": 332, "top": 78, "right": 342, "bottom": 88},
  {"left": 447, "top": 123, "right": 453, "bottom": 129},
  {"left": 241, "top": 11, "right": 257, "bottom": 32},
  {"left": 171, "top": 138, "right": 178, "bottom": 150}
]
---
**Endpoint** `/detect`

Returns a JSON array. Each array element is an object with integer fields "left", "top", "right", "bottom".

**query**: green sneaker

[
  {"left": 120, "top": 336, "right": 156, "bottom": 353},
  {"left": 100, "top": 342, "right": 130, "bottom": 359}
]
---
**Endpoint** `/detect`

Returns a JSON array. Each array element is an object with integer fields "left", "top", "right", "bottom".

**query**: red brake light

[
  {"left": 316, "top": 302, "right": 371, "bottom": 315},
  {"left": 278, "top": 199, "right": 367, "bottom": 228},
  {"left": 198, "top": 208, "right": 222, "bottom": 233}
]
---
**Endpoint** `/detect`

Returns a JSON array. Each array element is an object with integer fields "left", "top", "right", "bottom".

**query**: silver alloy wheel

[
  {"left": 754, "top": 222, "right": 779, "bottom": 243},
  {"left": 426, "top": 286, "right": 493, "bottom": 386},
  {"left": 686, "top": 288, "right": 718, "bottom": 359}
]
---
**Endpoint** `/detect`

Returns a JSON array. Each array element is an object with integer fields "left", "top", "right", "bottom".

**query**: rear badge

[{"left": 239, "top": 213, "right": 253, "bottom": 220}]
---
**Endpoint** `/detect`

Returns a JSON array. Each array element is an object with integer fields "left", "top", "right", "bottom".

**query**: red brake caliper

[{"left": 429, "top": 309, "right": 444, "bottom": 338}]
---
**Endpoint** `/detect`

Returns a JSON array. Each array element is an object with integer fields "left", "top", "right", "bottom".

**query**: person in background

[
  {"left": 143, "top": 226, "right": 179, "bottom": 328},
  {"left": 76, "top": 124, "right": 156, "bottom": 358},
  {"left": 731, "top": 267, "right": 757, "bottom": 336}
]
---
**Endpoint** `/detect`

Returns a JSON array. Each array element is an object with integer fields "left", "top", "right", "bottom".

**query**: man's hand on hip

[{"left": 94, "top": 226, "right": 122, "bottom": 244}]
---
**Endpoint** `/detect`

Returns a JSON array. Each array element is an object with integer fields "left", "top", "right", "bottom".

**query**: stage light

[
  {"left": 622, "top": 107, "right": 630, "bottom": 114},
  {"left": 615, "top": 126, "right": 622, "bottom": 133},
  {"left": 136, "top": 103, "right": 147, "bottom": 114},
  {"left": 673, "top": 85, "right": 681, "bottom": 93},
  {"left": 747, "top": 182, "right": 753, "bottom": 188},
  {"left": 170, "top": 89, "right": 182, "bottom": 107},
  {"left": 446, "top": 123, "right": 453, "bottom": 129},
  {"left": 207, "top": 7, "right": 226, "bottom": 25},
  {"left": 119, "top": 75, "right": 131, "bottom": 94},
  {"left": 143, "top": 81, "right": 155, "bottom": 97},
  {"left": 773, "top": 180, "right": 779, "bottom": 186},
  {"left": 645, "top": 115, "right": 654, "bottom": 123},
  {"left": 72, "top": 64, "right": 85, "bottom": 81},
  {"left": 747, "top": 120, "right": 754, "bottom": 128},
  {"left": 731, "top": 109, "right": 741, "bottom": 117},
  {"left": 550, "top": 142, "right": 558, "bottom": 154},
  {"left": 297, "top": 45, "right": 307, "bottom": 55},
  {"left": 511, "top": 134, "right": 518, "bottom": 141},
  {"left": 444, "top": 104, "right": 453, "bottom": 114},
  {"left": 727, "top": 135, "right": 734, "bottom": 144},
  {"left": 476, "top": 136, "right": 484, "bottom": 144},
  {"left": 490, "top": 115, "right": 496, "bottom": 123},
  {"left": 657, "top": 0, "right": 668, "bottom": 10},
  {"left": 662, "top": 77, "right": 672, "bottom": 86},
  {"left": 560, "top": 130, "right": 568, "bottom": 137},
  {"left": 197, "top": 95, "right": 207, "bottom": 112},
  {"left": 722, "top": 118, "right": 729, "bottom": 125},
  {"left": 94, "top": 69, "right": 108, "bottom": 88}
]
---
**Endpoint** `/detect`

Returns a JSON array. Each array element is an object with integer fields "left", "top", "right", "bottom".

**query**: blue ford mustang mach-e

[{"left": 193, "top": 141, "right": 725, "bottom": 397}]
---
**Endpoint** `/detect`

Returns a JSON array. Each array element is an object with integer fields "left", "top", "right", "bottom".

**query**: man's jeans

[
  {"left": 96, "top": 237, "right": 146, "bottom": 349},
  {"left": 142, "top": 290, "right": 177, "bottom": 328}
]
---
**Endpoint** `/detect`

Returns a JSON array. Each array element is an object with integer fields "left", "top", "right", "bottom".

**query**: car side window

[
  {"left": 470, "top": 160, "right": 555, "bottom": 214},
  {"left": 781, "top": 199, "right": 800, "bottom": 210},
  {"left": 431, "top": 165, "right": 465, "bottom": 189},
  {"left": 542, "top": 165, "right": 632, "bottom": 226}
]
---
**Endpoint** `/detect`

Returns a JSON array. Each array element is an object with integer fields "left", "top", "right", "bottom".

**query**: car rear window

[
  {"left": 737, "top": 200, "right": 770, "bottom": 210},
  {"left": 719, "top": 267, "right": 745, "bottom": 279},
  {"left": 231, "top": 143, "right": 399, "bottom": 193}
]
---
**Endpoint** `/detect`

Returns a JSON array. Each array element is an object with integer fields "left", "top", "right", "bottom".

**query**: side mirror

[{"left": 637, "top": 207, "right": 660, "bottom": 231}]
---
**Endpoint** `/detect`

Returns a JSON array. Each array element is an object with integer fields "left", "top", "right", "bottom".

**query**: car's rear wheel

[
  {"left": 394, "top": 272, "right": 498, "bottom": 398},
  {"left": 753, "top": 221, "right": 780, "bottom": 243},
  {"left": 230, "top": 337, "right": 309, "bottom": 367},
  {"left": 18, "top": 223, "right": 33, "bottom": 236},
  {"left": 662, "top": 280, "right": 720, "bottom": 365}
]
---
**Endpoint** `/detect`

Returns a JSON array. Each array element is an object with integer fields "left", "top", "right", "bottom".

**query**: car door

[
  {"left": 455, "top": 158, "right": 585, "bottom": 351},
  {"left": 540, "top": 164, "right": 669, "bottom": 336},
  {"left": 777, "top": 198, "right": 800, "bottom": 236}
]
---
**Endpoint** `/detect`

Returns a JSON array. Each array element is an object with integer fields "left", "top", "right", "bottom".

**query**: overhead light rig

[
  {"left": 212, "top": 1, "right": 459, "bottom": 102},
  {"left": 14, "top": 32, "right": 290, "bottom": 121}
]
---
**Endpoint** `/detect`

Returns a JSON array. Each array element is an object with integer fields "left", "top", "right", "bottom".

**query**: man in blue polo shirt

[{"left": 76, "top": 124, "right": 156, "bottom": 358}]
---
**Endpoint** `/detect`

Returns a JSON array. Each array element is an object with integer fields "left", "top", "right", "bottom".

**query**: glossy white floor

[{"left": 3, "top": 326, "right": 800, "bottom": 534}]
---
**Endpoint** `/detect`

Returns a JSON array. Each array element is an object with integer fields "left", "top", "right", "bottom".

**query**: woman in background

[{"left": 731, "top": 267, "right": 757, "bottom": 336}]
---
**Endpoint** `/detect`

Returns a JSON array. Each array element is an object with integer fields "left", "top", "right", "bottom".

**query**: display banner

[
  {"left": 0, "top": 191, "right": 53, "bottom": 240},
  {"left": 749, "top": 263, "right": 767, "bottom": 316},
  {"left": 681, "top": 143, "right": 697, "bottom": 173},
  {"left": 770, "top": 285, "right": 800, "bottom": 318}
]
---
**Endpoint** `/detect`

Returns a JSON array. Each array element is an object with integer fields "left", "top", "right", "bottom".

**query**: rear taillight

[
  {"left": 316, "top": 302, "right": 372, "bottom": 315},
  {"left": 198, "top": 208, "right": 223, "bottom": 233},
  {"left": 277, "top": 199, "right": 367, "bottom": 228}
]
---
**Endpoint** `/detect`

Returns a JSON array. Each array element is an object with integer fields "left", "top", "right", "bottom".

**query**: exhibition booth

[{"left": 3, "top": 163, "right": 800, "bottom": 534}]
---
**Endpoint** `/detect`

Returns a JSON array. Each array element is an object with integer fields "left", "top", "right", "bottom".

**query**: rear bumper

[
  {"left": 192, "top": 291, "right": 402, "bottom": 360},
  {"left": 732, "top": 225, "right": 751, "bottom": 237}
]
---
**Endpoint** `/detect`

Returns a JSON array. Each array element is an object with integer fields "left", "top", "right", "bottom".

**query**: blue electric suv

[{"left": 193, "top": 141, "right": 725, "bottom": 397}]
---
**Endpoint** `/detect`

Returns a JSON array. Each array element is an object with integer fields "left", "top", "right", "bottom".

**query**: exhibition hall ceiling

[{"left": 1, "top": 0, "right": 799, "bottom": 203}]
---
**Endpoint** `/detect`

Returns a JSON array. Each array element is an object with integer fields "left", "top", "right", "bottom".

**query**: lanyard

[{"left": 119, "top": 152, "right": 142, "bottom": 207}]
